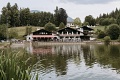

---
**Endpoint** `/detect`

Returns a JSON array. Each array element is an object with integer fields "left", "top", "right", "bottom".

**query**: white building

[{"left": 67, "top": 17, "right": 75, "bottom": 27}]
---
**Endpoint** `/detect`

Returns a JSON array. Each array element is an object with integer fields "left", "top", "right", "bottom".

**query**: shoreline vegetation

[
  {"left": 0, "top": 41, "right": 119, "bottom": 48},
  {"left": 0, "top": 40, "right": 120, "bottom": 49},
  {"left": 0, "top": 48, "right": 38, "bottom": 80}
]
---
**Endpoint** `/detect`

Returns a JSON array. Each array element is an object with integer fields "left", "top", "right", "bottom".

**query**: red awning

[{"left": 32, "top": 35, "right": 55, "bottom": 38}]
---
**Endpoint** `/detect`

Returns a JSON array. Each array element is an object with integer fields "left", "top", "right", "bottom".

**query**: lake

[{"left": 25, "top": 43, "right": 120, "bottom": 80}]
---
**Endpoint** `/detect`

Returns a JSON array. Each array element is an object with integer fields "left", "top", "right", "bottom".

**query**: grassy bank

[
  {"left": 9, "top": 26, "right": 42, "bottom": 39},
  {"left": 93, "top": 26, "right": 105, "bottom": 32}
]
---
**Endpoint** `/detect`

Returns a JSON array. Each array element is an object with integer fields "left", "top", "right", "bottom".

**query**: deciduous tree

[
  {"left": 59, "top": 22, "right": 65, "bottom": 29},
  {"left": 107, "top": 24, "right": 120, "bottom": 40},
  {"left": 74, "top": 17, "right": 81, "bottom": 26},
  {"left": 44, "top": 22, "right": 56, "bottom": 32}
]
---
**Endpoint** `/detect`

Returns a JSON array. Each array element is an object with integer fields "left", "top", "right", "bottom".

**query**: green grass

[
  {"left": 0, "top": 49, "right": 38, "bottom": 80},
  {"left": 8, "top": 26, "right": 107, "bottom": 39},
  {"left": 9, "top": 26, "right": 43, "bottom": 39},
  {"left": 93, "top": 26, "right": 106, "bottom": 32}
]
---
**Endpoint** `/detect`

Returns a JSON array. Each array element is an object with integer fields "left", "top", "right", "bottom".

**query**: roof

[
  {"left": 81, "top": 26, "right": 93, "bottom": 31},
  {"left": 32, "top": 29, "right": 52, "bottom": 35},
  {"left": 32, "top": 35, "right": 55, "bottom": 38},
  {"left": 57, "top": 27, "right": 81, "bottom": 33}
]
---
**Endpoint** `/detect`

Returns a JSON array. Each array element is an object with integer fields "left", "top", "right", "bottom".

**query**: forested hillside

[
  {"left": 96, "top": 8, "right": 120, "bottom": 26},
  {"left": 0, "top": 3, "right": 67, "bottom": 27}
]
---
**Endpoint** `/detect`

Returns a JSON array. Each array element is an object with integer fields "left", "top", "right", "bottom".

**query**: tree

[
  {"left": 97, "top": 31, "right": 106, "bottom": 39},
  {"left": 44, "top": 22, "right": 56, "bottom": 32},
  {"left": 100, "top": 18, "right": 116, "bottom": 26},
  {"left": 20, "top": 8, "right": 30, "bottom": 26},
  {"left": 107, "top": 24, "right": 120, "bottom": 40},
  {"left": 54, "top": 7, "right": 68, "bottom": 26},
  {"left": 10, "top": 3, "right": 20, "bottom": 27},
  {"left": 9, "top": 28, "right": 18, "bottom": 39},
  {"left": 0, "top": 3, "right": 20, "bottom": 27},
  {"left": 0, "top": 24, "right": 7, "bottom": 40},
  {"left": 54, "top": 6, "right": 59, "bottom": 26},
  {"left": 1, "top": 2, "right": 12, "bottom": 27},
  {"left": 83, "top": 22, "right": 89, "bottom": 26},
  {"left": 84, "top": 15, "right": 95, "bottom": 26},
  {"left": 74, "top": 17, "right": 81, "bottom": 26},
  {"left": 104, "top": 36, "right": 111, "bottom": 45},
  {"left": 117, "top": 14, "right": 120, "bottom": 25},
  {"left": 25, "top": 26, "right": 32, "bottom": 35},
  {"left": 117, "top": 35, "right": 120, "bottom": 42},
  {"left": 59, "top": 22, "right": 65, "bottom": 29}
]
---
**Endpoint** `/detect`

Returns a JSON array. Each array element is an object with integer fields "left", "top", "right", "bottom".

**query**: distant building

[
  {"left": 25, "top": 26, "right": 94, "bottom": 41},
  {"left": 67, "top": 17, "right": 75, "bottom": 27},
  {"left": 57, "top": 27, "right": 81, "bottom": 42},
  {"left": 26, "top": 29, "right": 57, "bottom": 41},
  {"left": 77, "top": 26, "right": 94, "bottom": 40}
]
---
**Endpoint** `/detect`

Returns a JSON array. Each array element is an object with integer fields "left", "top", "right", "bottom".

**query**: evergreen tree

[
  {"left": 117, "top": 14, "right": 120, "bottom": 25},
  {"left": 20, "top": 8, "right": 30, "bottom": 26},
  {"left": 11, "top": 3, "right": 20, "bottom": 27},
  {"left": 84, "top": 15, "right": 95, "bottom": 26},
  {"left": 54, "top": 7, "right": 68, "bottom": 26}
]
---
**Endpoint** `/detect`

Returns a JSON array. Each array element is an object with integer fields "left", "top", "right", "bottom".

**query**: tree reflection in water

[
  {"left": 30, "top": 45, "right": 81, "bottom": 77},
  {"left": 26, "top": 44, "right": 120, "bottom": 79}
]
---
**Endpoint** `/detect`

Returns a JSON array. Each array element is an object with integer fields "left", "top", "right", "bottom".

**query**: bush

[
  {"left": 59, "top": 22, "right": 65, "bottom": 29},
  {"left": 44, "top": 22, "right": 56, "bottom": 32},
  {"left": 97, "top": 31, "right": 106, "bottom": 39},
  {"left": 104, "top": 36, "right": 111, "bottom": 44},
  {"left": 9, "top": 28, "right": 18, "bottom": 39},
  {"left": 117, "top": 35, "right": 120, "bottom": 42},
  {"left": 107, "top": 24, "right": 120, "bottom": 40}
]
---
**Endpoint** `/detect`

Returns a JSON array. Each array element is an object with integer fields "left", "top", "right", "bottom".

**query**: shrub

[
  {"left": 107, "top": 24, "right": 120, "bottom": 40},
  {"left": 104, "top": 36, "right": 111, "bottom": 44},
  {"left": 9, "top": 28, "right": 18, "bottom": 39},
  {"left": 59, "top": 22, "right": 65, "bottom": 29},
  {"left": 44, "top": 22, "right": 56, "bottom": 32},
  {"left": 97, "top": 31, "right": 106, "bottom": 39},
  {"left": 117, "top": 35, "right": 120, "bottom": 42}
]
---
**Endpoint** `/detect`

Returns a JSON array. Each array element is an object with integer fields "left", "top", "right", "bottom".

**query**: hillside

[{"left": 9, "top": 26, "right": 43, "bottom": 39}]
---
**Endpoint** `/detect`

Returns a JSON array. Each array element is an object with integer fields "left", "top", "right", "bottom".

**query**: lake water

[{"left": 26, "top": 44, "right": 120, "bottom": 80}]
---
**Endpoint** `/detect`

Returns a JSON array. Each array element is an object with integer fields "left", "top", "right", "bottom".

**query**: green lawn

[
  {"left": 93, "top": 26, "right": 106, "bottom": 32},
  {"left": 8, "top": 26, "right": 107, "bottom": 39},
  {"left": 9, "top": 26, "right": 43, "bottom": 39}
]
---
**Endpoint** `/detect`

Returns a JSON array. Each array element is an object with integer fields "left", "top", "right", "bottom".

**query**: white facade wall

[
  {"left": 67, "top": 22, "right": 75, "bottom": 27},
  {"left": 26, "top": 34, "right": 33, "bottom": 41}
]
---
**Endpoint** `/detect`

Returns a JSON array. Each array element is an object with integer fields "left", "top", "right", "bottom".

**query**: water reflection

[
  {"left": 29, "top": 45, "right": 82, "bottom": 78},
  {"left": 17, "top": 44, "right": 120, "bottom": 80},
  {"left": 94, "top": 45, "right": 120, "bottom": 74}
]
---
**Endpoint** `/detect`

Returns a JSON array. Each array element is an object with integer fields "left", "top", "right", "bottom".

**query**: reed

[{"left": 0, "top": 50, "right": 38, "bottom": 80}]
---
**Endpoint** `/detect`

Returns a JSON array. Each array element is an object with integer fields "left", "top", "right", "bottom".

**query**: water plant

[
  {"left": 104, "top": 36, "right": 111, "bottom": 45},
  {"left": 0, "top": 50, "right": 38, "bottom": 80}
]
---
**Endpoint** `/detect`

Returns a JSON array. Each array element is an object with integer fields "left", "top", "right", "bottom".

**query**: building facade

[
  {"left": 26, "top": 29, "right": 57, "bottom": 41},
  {"left": 26, "top": 26, "right": 94, "bottom": 42},
  {"left": 57, "top": 27, "right": 81, "bottom": 42}
]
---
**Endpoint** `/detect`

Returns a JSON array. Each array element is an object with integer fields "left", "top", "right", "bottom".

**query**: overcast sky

[{"left": 0, "top": 0, "right": 120, "bottom": 22}]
